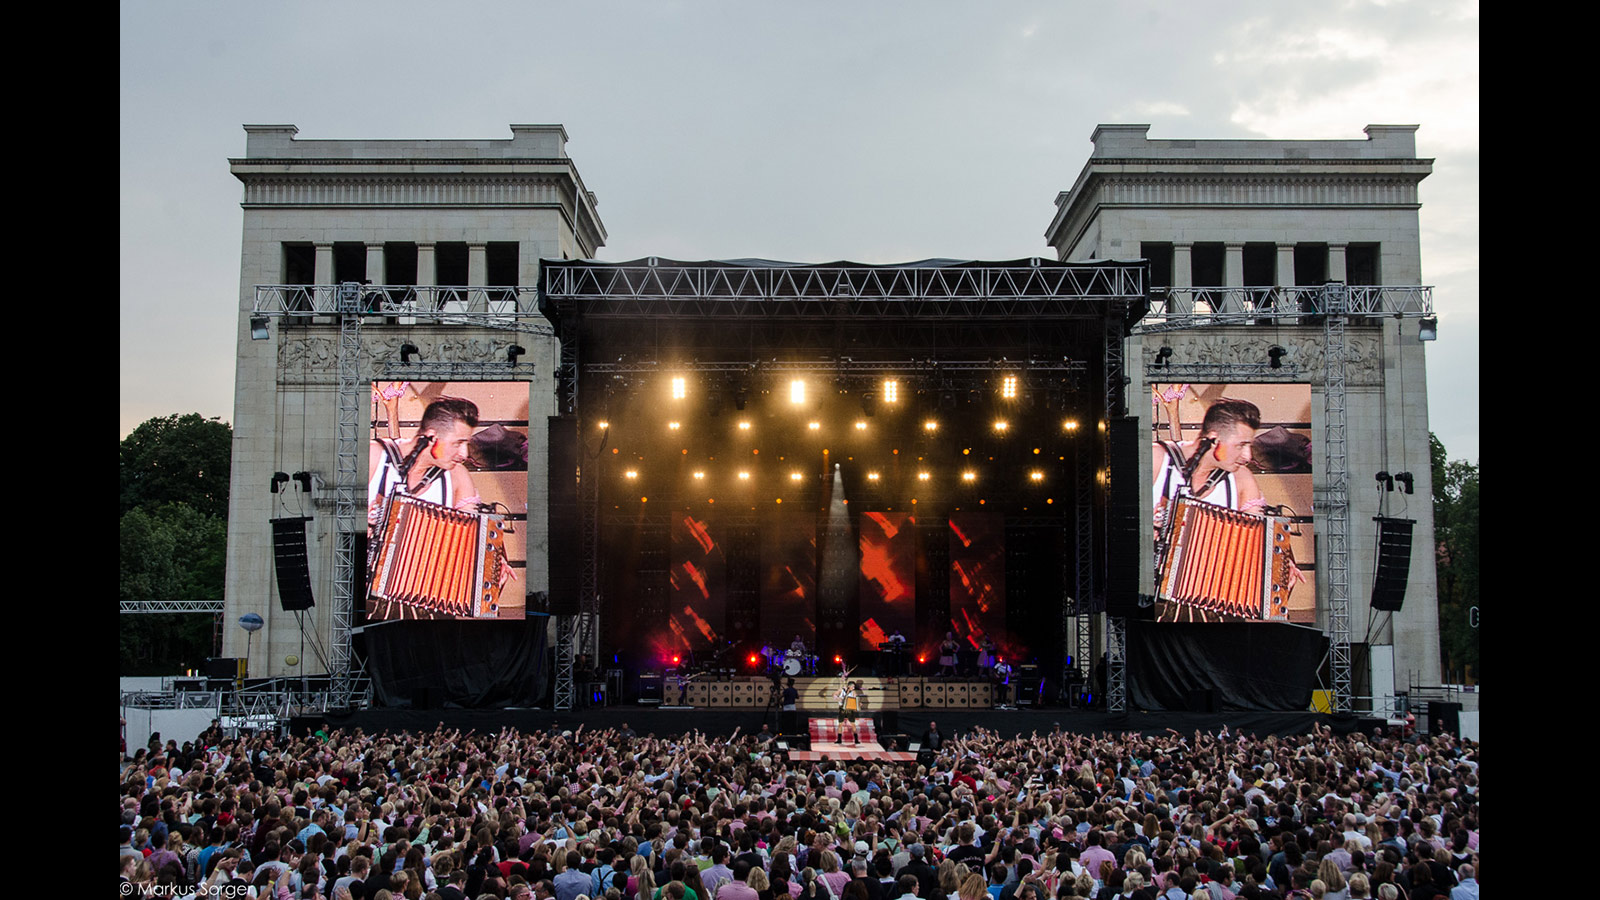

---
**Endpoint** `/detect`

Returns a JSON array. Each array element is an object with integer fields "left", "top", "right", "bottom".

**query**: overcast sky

[{"left": 120, "top": 0, "right": 1478, "bottom": 461}]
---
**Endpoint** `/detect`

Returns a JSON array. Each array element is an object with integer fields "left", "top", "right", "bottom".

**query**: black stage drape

[
  {"left": 1128, "top": 621, "right": 1326, "bottom": 711},
  {"left": 366, "top": 618, "right": 549, "bottom": 708}
]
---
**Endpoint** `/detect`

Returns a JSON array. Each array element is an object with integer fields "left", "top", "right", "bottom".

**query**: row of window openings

[
  {"left": 281, "top": 241, "right": 522, "bottom": 287},
  {"left": 1141, "top": 242, "right": 1381, "bottom": 289}
]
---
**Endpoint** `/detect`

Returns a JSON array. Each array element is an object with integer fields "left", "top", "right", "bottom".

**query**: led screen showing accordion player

[
  {"left": 1150, "top": 383, "right": 1316, "bottom": 623},
  {"left": 366, "top": 381, "right": 530, "bottom": 621}
]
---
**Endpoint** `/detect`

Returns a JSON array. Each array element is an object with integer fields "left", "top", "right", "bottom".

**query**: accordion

[
  {"left": 1155, "top": 497, "right": 1294, "bottom": 620},
  {"left": 367, "top": 493, "right": 510, "bottom": 618}
]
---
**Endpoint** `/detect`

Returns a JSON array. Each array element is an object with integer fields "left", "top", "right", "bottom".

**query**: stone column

[
  {"left": 1276, "top": 243, "right": 1298, "bottom": 320},
  {"left": 1171, "top": 242, "right": 1193, "bottom": 316},
  {"left": 1328, "top": 242, "right": 1348, "bottom": 282},
  {"left": 414, "top": 243, "right": 436, "bottom": 319},
  {"left": 365, "top": 243, "right": 386, "bottom": 315},
  {"left": 1222, "top": 242, "right": 1245, "bottom": 314},
  {"left": 468, "top": 243, "right": 488, "bottom": 313},
  {"left": 314, "top": 243, "right": 334, "bottom": 316}
]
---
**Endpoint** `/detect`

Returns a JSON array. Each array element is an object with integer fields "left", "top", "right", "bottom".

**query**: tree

[
  {"left": 1430, "top": 433, "right": 1479, "bottom": 681},
  {"left": 120, "top": 414, "right": 232, "bottom": 674},
  {"left": 120, "top": 413, "right": 232, "bottom": 520}
]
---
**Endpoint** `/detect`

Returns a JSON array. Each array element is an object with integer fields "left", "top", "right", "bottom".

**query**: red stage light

[
  {"left": 671, "top": 655, "right": 680, "bottom": 665},
  {"left": 834, "top": 655, "right": 842, "bottom": 663},
  {"left": 918, "top": 655, "right": 926, "bottom": 664},
  {"left": 748, "top": 654, "right": 759, "bottom": 665}
]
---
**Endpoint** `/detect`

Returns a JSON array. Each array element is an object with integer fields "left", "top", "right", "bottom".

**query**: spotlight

[
  {"left": 624, "top": 470, "right": 638, "bottom": 480},
  {"left": 1002, "top": 374, "right": 1018, "bottom": 398},
  {"left": 1376, "top": 471, "right": 1394, "bottom": 492},
  {"left": 962, "top": 471, "right": 977, "bottom": 483},
  {"left": 737, "top": 471, "right": 751, "bottom": 481},
  {"left": 790, "top": 471, "right": 803, "bottom": 482},
  {"left": 506, "top": 344, "right": 526, "bottom": 366},
  {"left": 808, "top": 421, "right": 821, "bottom": 431},
  {"left": 924, "top": 420, "right": 939, "bottom": 432},
  {"left": 1155, "top": 346, "right": 1173, "bottom": 367},
  {"left": 292, "top": 471, "right": 313, "bottom": 493},
  {"left": 250, "top": 315, "right": 270, "bottom": 341},
  {"left": 883, "top": 380, "right": 899, "bottom": 403},
  {"left": 738, "top": 420, "right": 752, "bottom": 431},
  {"left": 1063, "top": 419, "right": 1080, "bottom": 432},
  {"left": 598, "top": 421, "right": 610, "bottom": 430},
  {"left": 917, "top": 472, "right": 930, "bottom": 481},
  {"left": 993, "top": 420, "right": 1009, "bottom": 432},
  {"left": 1029, "top": 471, "right": 1044, "bottom": 482},
  {"left": 1418, "top": 316, "right": 1438, "bottom": 342},
  {"left": 790, "top": 380, "right": 806, "bottom": 405},
  {"left": 400, "top": 342, "right": 420, "bottom": 363},
  {"left": 1395, "top": 472, "right": 1415, "bottom": 494},
  {"left": 1268, "top": 345, "right": 1287, "bottom": 369},
  {"left": 854, "top": 421, "right": 868, "bottom": 431},
  {"left": 867, "top": 472, "right": 880, "bottom": 482},
  {"left": 668, "top": 421, "right": 681, "bottom": 431},
  {"left": 671, "top": 376, "right": 686, "bottom": 400},
  {"left": 693, "top": 471, "right": 706, "bottom": 480},
  {"left": 269, "top": 472, "right": 289, "bottom": 493}
]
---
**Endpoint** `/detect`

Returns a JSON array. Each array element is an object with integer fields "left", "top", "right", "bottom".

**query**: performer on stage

[
  {"left": 368, "top": 396, "right": 487, "bottom": 530},
  {"left": 781, "top": 678, "right": 798, "bottom": 712},
  {"left": 976, "top": 635, "right": 997, "bottom": 678},
  {"left": 834, "top": 676, "right": 865, "bottom": 745},
  {"left": 993, "top": 659, "right": 1014, "bottom": 708},
  {"left": 938, "top": 632, "right": 959, "bottom": 678},
  {"left": 886, "top": 629, "right": 908, "bottom": 676}
]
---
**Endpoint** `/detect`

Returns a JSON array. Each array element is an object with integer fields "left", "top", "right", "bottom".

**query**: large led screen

[
  {"left": 666, "top": 512, "right": 726, "bottom": 654},
  {"left": 1150, "top": 383, "right": 1315, "bottom": 623},
  {"left": 859, "top": 512, "right": 916, "bottom": 649},
  {"left": 365, "top": 381, "right": 529, "bottom": 620},
  {"left": 948, "top": 512, "right": 1006, "bottom": 649}
]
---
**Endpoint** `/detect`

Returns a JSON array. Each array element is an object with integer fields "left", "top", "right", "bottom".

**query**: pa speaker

[
  {"left": 271, "top": 516, "right": 316, "bottom": 610},
  {"left": 1107, "top": 417, "right": 1142, "bottom": 615},
  {"left": 1371, "top": 517, "right": 1415, "bottom": 611}
]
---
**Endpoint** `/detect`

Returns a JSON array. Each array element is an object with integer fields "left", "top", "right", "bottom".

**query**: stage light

[
  {"left": 672, "top": 655, "right": 680, "bottom": 665},
  {"left": 749, "top": 654, "right": 759, "bottom": 666},
  {"left": 867, "top": 471, "right": 880, "bottom": 481},
  {"left": 854, "top": 420, "right": 868, "bottom": 431},
  {"left": 671, "top": 376, "right": 686, "bottom": 399},
  {"left": 1002, "top": 374, "right": 1018, "bottom": 398},
  {"left": 693, "top": 471, "right": 706, "bottom": 480},
  {"left": 790, "top": 471, "right": 804, "bottom": 481},
  {"left": 738, "top": 420, "right": 752, "bottom": 431},
  {"left": 1268, "top": 345, "right": 1287, "bottom": 369},
  {"left": 507, "top": 344, "right": 525, "bottom": 366},
  {"left": 1154, "top": 345, "right": 1173, "bottom": 368},
  {"left": 918, "top": 654, "right": 926, "bottom": 664},
  {"left": 624, "top": 470, "right": 638, "bottom": 480},
  {"left": 400, "top": 342, "right": 420, "bottom": 363},
  {"left": 738, "top": 471, "right": 751, "bottom": 481},
  {"left": 668, "top": 421, "right": 681, "bottom": 431},
  {"left": 808, "top": 421, "right": 820, "bottom": 431},
  {"left": 834, "top": 655, "right": 842, "bottom": 664},
  {"left": 250, "top": 315, "right": 271, "bottom": 341},
  {"left": 993, "top": 420, "right": 1009, "bottom": 432},
  {"left": 1063, "top": 419, "right": 1080, "bottom": 432},
  {"left": 269, "top": 472, "right": 289, "bottom": 493},
  {"left": 883, "top": 379, "right": 899, "bottom": 403},
  {"left": 598, "top": 421, "right": 610, "bottom": 430},
  {"left": 1396, "top": 471, "right": 1415, "bottom": 494},
  {"left": 1030, "top": 470, "right": 1044, "bottom": 482},
  {"left": 924, "top": 420, "right": 939, "bottom": 432},
  {"left": 962, "top": 471, "right": 977, "bottom": 483},
  {"left": 917, "top": 471, "right": 930, "bottom": 481},
  {"left": 1418, "top": 316, "right": 1438, "bottom": 342},
  {"left": 790, "top": 380, "right": 806, "bottom": 405}
]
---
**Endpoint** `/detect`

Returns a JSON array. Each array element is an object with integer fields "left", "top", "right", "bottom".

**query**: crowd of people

[{"left": 120, "top": 719, "right": 1478, "bottom": 900}]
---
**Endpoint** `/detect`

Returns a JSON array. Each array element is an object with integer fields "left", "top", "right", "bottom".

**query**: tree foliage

[
  {"left": 1430, "top": 433, "right": 1479, "bottom": 680},
  {"left": 120, "top": 413, "right": 233, "bottom": 520},
  {"left": 120, "top": 414, "right": 232, "bottom": 674}
]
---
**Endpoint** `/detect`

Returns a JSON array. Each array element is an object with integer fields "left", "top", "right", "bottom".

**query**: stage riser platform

[{"left": 655, "top": 676, "right": 1004, "bottom": 710}]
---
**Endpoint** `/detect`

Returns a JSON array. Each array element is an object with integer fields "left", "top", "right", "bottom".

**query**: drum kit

[{"left": 763, "top": 644, "right": 820, "bottom": 676}]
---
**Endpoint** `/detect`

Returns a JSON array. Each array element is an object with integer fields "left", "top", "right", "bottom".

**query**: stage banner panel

[
  {"left": 762, "top": 504, "right": 816, "bottom": 650},
  {"left": 1127, "top": 620, "right": 1326, "bottom": 711},
  {"left": 948, "top": 512, "right": 1005, "bottom": 651},
  {"left": 668, "top": 511, "right": 726, "bottom": 655},
  {"left": 365, "top": 381, "right": 531, "bottom": 622},
  {"left": 859, "top": 512, "right": 916, "bottom": 649},
  {"left": 1150, "top": 383, "right": 1316, "bottom": 624}
]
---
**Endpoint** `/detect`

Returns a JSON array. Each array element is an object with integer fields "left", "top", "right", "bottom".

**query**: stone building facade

[
  {"left": 1046, "top": 124, "right": 1440, "bottom": 692},
  {"left": 223, "top": 125, "right": 605, "bottom": 677}
]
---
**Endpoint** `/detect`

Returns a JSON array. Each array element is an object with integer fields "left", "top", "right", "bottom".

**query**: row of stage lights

[
  {"left": 663, "top": 376, "right": 1025, "bottom": 408},
  {"left": 622, "top": 468, "right": 1054, "bottom": 484},
  {"left": 600, "top": 417, "right": 1086, "bottom": 434}
]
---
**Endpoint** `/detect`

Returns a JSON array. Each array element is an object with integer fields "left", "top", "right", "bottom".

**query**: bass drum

[{"left": 783, "top": 656, "right": 803, "bottom": 676}]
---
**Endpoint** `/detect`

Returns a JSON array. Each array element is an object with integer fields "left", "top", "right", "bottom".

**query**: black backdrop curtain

[
  {"left": 366, "top": 617, "right": 549, "bottom": 708},
  {"left": 1128, "top": 621, "right": 1326, "bottom": 711}
]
